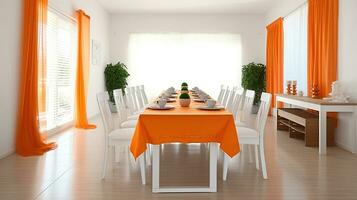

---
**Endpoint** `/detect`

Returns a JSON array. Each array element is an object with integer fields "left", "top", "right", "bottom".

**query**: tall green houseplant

[
  {"left": 104, "top": 62, "right": 130, "bottom": 102},
  {"left": 241, "top": 62, "right": 266, "bottom": 105}
]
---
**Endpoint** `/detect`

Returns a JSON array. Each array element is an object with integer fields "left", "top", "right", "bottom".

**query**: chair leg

[
  {"left": 101, "top": 145, "right": 109, "bottom": 179},
  {"left": 259, "top": 143, "right": 268, "bottom": 179},
  {"left": 248, "top": 145, "right": 253, "bottom": 163},
  {"left": 223, "top": 152, "right": 229, "bottom": 181},
  {"left": 114, "top": 145, "right": 120, "bottom": 163},
  {"left": 255, "top": 145, "right": 260, "bottom": 170}
]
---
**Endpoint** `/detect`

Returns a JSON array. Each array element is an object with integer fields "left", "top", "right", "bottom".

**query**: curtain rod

[
  {"left": 48, "top": 5, "right": 77, "bottom": 23},
  {"left": 283, "top": 1, "right": 307, "bottom": 18}
]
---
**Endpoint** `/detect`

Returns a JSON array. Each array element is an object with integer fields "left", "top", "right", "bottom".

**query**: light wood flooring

[{"left": 1, "top": 117, "right": 357, "bottom": 200}]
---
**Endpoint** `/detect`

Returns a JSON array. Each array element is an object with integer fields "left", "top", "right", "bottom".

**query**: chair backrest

[
  {"left": 221, "top": 87, "right": 230, "bottom": 107},
  {"left": 125, "top": 87, "right": 135, "bottom": 115},
  {"left": 226, "top": 88, "right": 237, "bottom": 111},
  {"left": 231, "top": 89, "right": 244, "bottom": 120},
  {"left": 241, "top": 90, "right": 255, "bottom": 123},
  {"left": 130, "top": 87, "right": 139, "bottom": 112},
  {"left": 136, "top": 85, "right": 144, "bottom": 109},
  {"left": 140, "top": 85, "right": 149, "bottom": 105},
  {"left": 255, "top": 92, "right": 272, "bottom": 142},
  {"left": 97, "top": 92, "right": 114, "bottom": 134},
  {"left": 113, "top": 89, "right": 128, "bottom": 123},
  {"left": 217, "top": 85, "right": 225, "bottom": 103}
]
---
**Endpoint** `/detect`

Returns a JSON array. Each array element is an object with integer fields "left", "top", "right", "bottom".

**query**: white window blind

[
  {"left": 42, "top": 9, "right": 77, "bottom": 131},
  {"left": 283, "top": 3, "right": 308, "bottom": 94}
]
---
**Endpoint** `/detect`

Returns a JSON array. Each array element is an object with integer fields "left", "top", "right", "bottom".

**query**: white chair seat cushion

[
  {"left": 121, "top": 119, "right": 138, "bottom": 128},
  {"left": 237, "top": 127, "right": 259, "bottom": 145},
  {"left": 109, "top": 128, "right": 134, "bottom": 140},
  {"left": 127, "top": 114, "right": 139, "bottom": 120},
  {"left": 235, "top": 120, "right": 249, "bottom": 128}
]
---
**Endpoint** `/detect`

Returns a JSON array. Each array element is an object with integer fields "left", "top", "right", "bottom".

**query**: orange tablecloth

[{"left": 130, "top": 96, "right": 240, "bottom": 159}]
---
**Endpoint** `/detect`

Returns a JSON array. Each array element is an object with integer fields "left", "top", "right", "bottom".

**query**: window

[
  {"left": 128, "top": 33, "right": 242, "bottom": 99},
  {"left": 283, "top": 3, "right": 308, "bottom": 94},
  {"left": 40, "top": 9, "right": 77, "bottom": 132}
]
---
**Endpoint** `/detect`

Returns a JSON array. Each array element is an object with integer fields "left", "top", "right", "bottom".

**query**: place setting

[{"left": 195, "top": 99, "right": 225, "bottom": 110}]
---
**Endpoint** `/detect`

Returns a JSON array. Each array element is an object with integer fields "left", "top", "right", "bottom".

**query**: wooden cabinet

[{"left": 277, "top": 108, "right": 335, "bottom": 147}]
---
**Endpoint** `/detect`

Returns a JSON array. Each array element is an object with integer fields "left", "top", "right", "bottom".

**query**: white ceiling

[{"left": 97, "top": 0, "right": 277, "bottom": 14}]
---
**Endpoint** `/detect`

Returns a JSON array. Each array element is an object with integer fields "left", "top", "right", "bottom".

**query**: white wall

[
  {"left": 109, "top": 14, "right": 266, "bottom": 86},
  {"left": 0, "top": 0, "right": 22, "bottom": 158},
  {"left": 265, "top": 0, "right": 357, "bottom": 152},
  {"left": 0, "top": 0, "right": 110, "bottom": 158}
]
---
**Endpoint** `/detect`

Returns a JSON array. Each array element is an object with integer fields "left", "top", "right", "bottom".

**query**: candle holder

[{"left": 311, "top": 84, "right": 319, "bottom": 98}]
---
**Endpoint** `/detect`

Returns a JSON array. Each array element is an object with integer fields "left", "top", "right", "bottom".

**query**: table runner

[{"left": 130, "top": 95, "right": 240, "bottom": 158}]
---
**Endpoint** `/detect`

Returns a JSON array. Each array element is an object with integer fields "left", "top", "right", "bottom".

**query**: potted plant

[
  {"left": 241, "top": 62, "right": 266, "bottom": 113},
  {"left": 181, "top": 82, "right": 188, "bottom": 87},
  {"left": 104, "top": 62, "right": 130, "bottom": 112},
  {"left": 181, "top": 86, "right": 189, "bottom": 94},
  {"left": 179, "top": 93, "right": 191, "bottom": 107}
]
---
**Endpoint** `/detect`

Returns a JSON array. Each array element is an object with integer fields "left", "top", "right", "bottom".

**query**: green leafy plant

[
  {"left": 181, "top": 82, "right": 188, "bottom": 87},
  {"left": 241, "top": 62, "right": 266, "bottom": 105},
  {"left": 179, "top": 93, "right": 190, "bottom": 99},
  {"left": 104, "top": 62, "right": 130, "bottom": 102},
  {"left": 181, "top": 86, "right": 188, "bottom": 91}
]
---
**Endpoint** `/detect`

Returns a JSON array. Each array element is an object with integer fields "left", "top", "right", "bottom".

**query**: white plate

[
  {"left": 147, "top": 104, "right": 175, "bottom": 110},
  {"left": 193, "top": 99, "right": 205, "bottom": 103},
  {"left": 195, "top": 105, "right": 225, "bottom": 110}
]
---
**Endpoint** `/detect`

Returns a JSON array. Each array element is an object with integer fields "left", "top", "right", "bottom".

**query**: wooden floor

[{"left": 1, "top": 117, "right": 357, "bottom": 200}]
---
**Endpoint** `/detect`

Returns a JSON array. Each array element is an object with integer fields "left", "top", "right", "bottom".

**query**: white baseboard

[
  {"left": 0, "top": 149, "right": 15, "bottom": 160},
  {"left": 335, "top": 140, "right": 353, "bottom": 153}
]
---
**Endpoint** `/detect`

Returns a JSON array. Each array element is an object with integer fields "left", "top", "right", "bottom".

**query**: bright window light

[{"left": 128, "top": 33, "right": 242, "bottom": 100}]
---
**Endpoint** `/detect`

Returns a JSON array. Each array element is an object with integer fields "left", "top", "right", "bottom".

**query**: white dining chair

[
  {"left": 232, "top": 88, "right": 244, "bottom": 119},
  {"left": 235, "top": 89, "right": 255, "bottom": 128},
  {"left": 217, "top": 85, "right": 225, "bottom": 103},
  {"left": 136, "top": 85, "right": 145, "bottom": 110},
  {"left": 223, "top": 92, "right": 272, "bottom": 180},
  {"left": 140, "top": 85, "right": 149, "bottom": 106},
  {"left": 97, "top": 92, "right": 145, "bottom": 184},
  {"left": 226, "top": 87, "right": 237, "bottom": 111},
  {"left": 221, "top": 87, "right": 230, "bottom": 107},
  {"left": 113, "top": 89, "right": 138, "bottom": 128}
]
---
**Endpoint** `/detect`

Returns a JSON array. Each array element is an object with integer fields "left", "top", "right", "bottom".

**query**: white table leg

[
  {"left": 222, "top": 152, "right": 229, "bottom": 181},
  {"left": 209, "top": 143, "right": 217, "bottom": 192},
  {"left": 138, "top": 153, "right": 146, "bottom": 185},
  {"left": 319, "top": 109, "right": 327, "bottom": 154},
  {"left": 152, "top": 145, "right": 160, "bottom": 192}
]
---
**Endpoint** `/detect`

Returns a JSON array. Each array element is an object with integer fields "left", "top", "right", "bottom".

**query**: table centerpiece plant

[
  {"left": 181, "top": 86, "right": 189, "bottom": 94},
  {"left": 179, "top": 93, "right": 191, "bottom": 107}
]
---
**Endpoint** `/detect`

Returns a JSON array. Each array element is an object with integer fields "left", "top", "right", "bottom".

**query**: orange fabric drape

[
  {"left": 307, "top": 0, "right": 339, "bottom": 98},
  {"left": 15, "top": 0, "right": 56, "bottom": 156},
  {"left": 266, "top": 18, "right": 284, "bottom": 114},
  {"left": 74, "top": 10, "right": 96, "bottom": 129}
]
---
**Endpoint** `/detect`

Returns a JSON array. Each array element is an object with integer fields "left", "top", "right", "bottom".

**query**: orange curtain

[
  {"left": 266, "top": 18, "right": 284, "bottom": 114},
  {"left": 74, "top": 10, "right": 96, "bottom": 129},
  {"left": 16, "top": 0, "right": 56, "bottom": 156},
  {"left": 307, "top": 0, "right": 339, "bottom": 98}
]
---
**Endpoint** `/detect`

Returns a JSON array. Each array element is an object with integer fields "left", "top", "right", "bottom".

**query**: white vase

[{"left": 179, "top": 99, "right": 191, "bottom": 107}]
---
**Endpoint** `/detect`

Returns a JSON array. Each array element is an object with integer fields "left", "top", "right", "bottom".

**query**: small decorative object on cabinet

[
  {"left": 291, "top": 80, "right": 297, "bottom": 95},
  {"left": 311, "top": 84, "right": 319, "bottom": 98},
  {"left": 286, "top": 80, "right": 292, "bottom": 95},
  {"left": 323, "top": 81, "right": 350, "bottom": 103}
]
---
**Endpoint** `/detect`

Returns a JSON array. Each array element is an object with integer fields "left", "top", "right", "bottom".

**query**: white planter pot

[
  {"left": 179, "top": 99, "right": 191, "bottom": 107},
  {"left": 108, "top": 101, "right": 117, "bottom": 113}
]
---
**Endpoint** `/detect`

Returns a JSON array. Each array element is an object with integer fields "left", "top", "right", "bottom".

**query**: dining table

[{"left": 130, "top": 90, "right": 240, "bottom": 193}]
